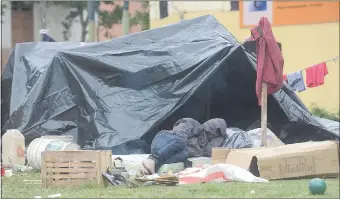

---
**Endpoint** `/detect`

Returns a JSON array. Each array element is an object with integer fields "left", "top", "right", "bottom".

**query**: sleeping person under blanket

[{"left": 141, "top": 118, "right": 227, "bottom": 175}]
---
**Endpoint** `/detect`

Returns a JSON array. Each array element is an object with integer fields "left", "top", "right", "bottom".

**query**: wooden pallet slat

[
  {"left": 46, "top": 162, "right": 96, "bottom": 167},
  {"left": 46, "top": 168, "right": 96, "bottom": 173},
  {"left": 104, "top": 150, "right": 112, "bottom": 186},
  {"left": 41, "top": 150, "right": 112, "bottom": 188},
  {"left": 43, "top": 150, "right": 100, "bottom": 162},
  {"left": 41, "top": 152, "right": 47, "bottom": 188}
]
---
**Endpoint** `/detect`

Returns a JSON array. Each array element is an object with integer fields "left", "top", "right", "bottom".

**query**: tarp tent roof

[{"left": 1, "top": 15, "right": 338, "bottom": 154}]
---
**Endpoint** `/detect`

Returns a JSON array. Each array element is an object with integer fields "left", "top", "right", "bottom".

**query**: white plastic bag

[
  {"left": 246, "top": 128, "right": 284, "bottom": 148},
  {"left": 177, "top": 164, "right": 268, "bottom": 185}
]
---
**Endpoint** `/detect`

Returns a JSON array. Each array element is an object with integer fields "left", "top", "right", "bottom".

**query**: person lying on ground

[{"left": 141, "top": 118, "right": 227, "bottom": 175}]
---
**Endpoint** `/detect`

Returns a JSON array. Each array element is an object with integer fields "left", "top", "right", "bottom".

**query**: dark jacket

[{"left": 172, "top": 118, "right": 227, "bottom": 157}]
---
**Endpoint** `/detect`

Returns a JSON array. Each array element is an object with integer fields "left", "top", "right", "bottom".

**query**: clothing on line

[
  {"left": 306, "top": 62, "right": 328, "bottom": 88},
  {"left": 42, "top": 33, "right": 56, "bottom": 42},
  {"left": 286, "top": 71, "right": 306, "bottom": 92}
]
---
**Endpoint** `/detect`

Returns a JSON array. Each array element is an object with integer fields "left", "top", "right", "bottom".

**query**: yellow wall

[{"left": 151, "top": 11, "right": 340, "bottom": 113}]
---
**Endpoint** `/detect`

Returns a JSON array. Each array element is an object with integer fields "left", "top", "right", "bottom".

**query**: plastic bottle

[
  {"left": 157, "top": 162, "right": 185, "bottom": 175},
  {"left": 2, "top": 129, "right": 25, "bottom": 168}
]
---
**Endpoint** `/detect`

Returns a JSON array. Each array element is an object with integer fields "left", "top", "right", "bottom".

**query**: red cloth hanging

[
  {"left": 306, "top": 62, "right": 328, "bottom": 88},
  {"left": 250, "top": 17, "right": 284, "bottom": 106}
]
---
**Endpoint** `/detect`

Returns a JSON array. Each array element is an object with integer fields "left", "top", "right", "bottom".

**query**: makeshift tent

[{"left": 1, "top": 15, "right": 338, "bottom": 154}]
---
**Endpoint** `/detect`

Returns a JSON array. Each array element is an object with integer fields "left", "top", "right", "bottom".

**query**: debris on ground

[
  {"left": 24, "top": 180, "right": 42, "bottom": 185},
  {"left": 136, "top": 173, "right": 178, "bottom": 186},
  {"left": 176, "top": 164, "right": 268, "bottom": 185},
  {"left": 13, "top": 164, "right": 33, "bottom": 173},
  {"left": 5, "top": 170, "right": 13, "bottom": 178},
  {"left": 47, "top": 193, "right": 61, "bottom": 198}
]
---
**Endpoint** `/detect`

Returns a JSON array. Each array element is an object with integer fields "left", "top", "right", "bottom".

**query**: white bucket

[
  {"left": 41, "top": 135, "right": 74, "bottom": 143},
  {"left": 27, "top": 136, "right": 80, "bottom": 170}
]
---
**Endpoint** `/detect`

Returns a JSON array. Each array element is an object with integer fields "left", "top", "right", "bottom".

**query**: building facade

[{"left": 1, "top": 1, "right": 145, "bottom": 71}]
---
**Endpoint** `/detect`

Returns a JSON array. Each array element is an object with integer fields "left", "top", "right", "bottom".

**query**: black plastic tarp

[{"left": 1, "top": 15, "right": 338, "bottom": 154}]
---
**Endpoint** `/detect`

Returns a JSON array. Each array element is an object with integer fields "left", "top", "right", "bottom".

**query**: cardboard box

[{"left": 212, "top": 141, "right": 339, "bottom": 180}]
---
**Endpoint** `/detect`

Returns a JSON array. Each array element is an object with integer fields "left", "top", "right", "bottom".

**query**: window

[
  {"left": 230, "top": 1, "right": 239, "bottom": 11},
  {"left": 159, "top": 1, "right": 168, "bottom": 19},
  {"left": 11, "top": 1, "right": 33, "bottom": 11}
]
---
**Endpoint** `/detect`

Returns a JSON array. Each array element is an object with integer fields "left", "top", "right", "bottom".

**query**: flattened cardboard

[
  {"left": 211, "top": 148, "right": 230, "bottom": 165},
  {"left": 212, "top": 141, "right": 339, "bottom": 180}
]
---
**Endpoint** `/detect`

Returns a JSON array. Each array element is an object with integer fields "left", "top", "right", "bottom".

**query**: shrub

[{"left": 311, "top": 104, "right": 340, "bottom": 122}]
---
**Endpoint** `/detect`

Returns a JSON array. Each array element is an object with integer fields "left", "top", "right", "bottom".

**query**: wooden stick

[{"left": 261, "top": 82, "right": 268, "bottom": 147}]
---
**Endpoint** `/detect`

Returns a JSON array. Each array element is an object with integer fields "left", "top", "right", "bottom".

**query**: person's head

[{"left": 202, "top": 118, "right": 227, "bottom": 137}]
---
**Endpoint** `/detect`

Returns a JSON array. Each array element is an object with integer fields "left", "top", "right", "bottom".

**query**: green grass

[{"left": 1, "top": 172, "right": 339, "bottom": 198}]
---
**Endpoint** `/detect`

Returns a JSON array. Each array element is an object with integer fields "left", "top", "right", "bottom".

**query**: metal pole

[
  {"left": 39, "top": 1, "right": 47, "bottom": 41},
  {"left": 122, "top": 1, "right": 129, "bottom": 35},
  {"left": 170, "top": 1, "right": 184, "bottom": 21},
  {"left": 95, "top": 7, "right": 99, "bottom": 42},
  {"left": 42, "top": 1, "right": 46, "bottom": 29},
  {"left": 94, "top": 1, "right": 100, "bottom": 42},
  {"left": 87, "top": 0, "right": 95, "bottom": 42}
]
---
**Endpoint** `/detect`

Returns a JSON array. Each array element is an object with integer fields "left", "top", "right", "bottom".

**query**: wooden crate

[{"left": 41, "top": 150, "right": 112, "bottom": 188}]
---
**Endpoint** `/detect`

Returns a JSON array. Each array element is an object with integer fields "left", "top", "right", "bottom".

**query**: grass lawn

[{"left": 1, "top": 172, "right": 339, "bottom": 198}]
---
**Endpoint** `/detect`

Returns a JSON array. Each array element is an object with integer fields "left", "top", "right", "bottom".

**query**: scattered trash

[
  {"left": 222, "top": 128, "right": 252, "bottom": 149},
  {"left": 102, "top": 172, "right": 126, "bottom": 186},
  {"left": 112, "top": 157, "right": 129, "bottom": 180},
  {"left": 157, "top": 162, "right": 185, "bottom": 175},
  {"left": 143, "top": 181, "right": 156, "bottom": 186},
  {"left": 13, "top": 164, "right": 32, "bottom": 172},
  {"left": 136, "top": 173, "right": 178, "bottom": 186},
  {"left": 250, "top": 190, "right": 256, "bottom": 194},
  {"left": 246, "top": 128, "right": 284, "bottom": 148},
  {"left": 177, "top": 164, "right": 268, "bottom": 185},
  {"left": 1, "top": 165, "right": 5, "bottom": 177},
  {"left": 111, "top": 155, "right": 211, "bottom": 176},
  {"left": 48, "top": 193, "right": 61, "bottom": 198},
  {"left": 102, "top": 168, "right": 139, "bottom": 188},
  {"left": 24, "top": 179, "right": 42, "bottom": 185},
  {"left": 5, "top": 169, "right": 13, "bottom": 177}
]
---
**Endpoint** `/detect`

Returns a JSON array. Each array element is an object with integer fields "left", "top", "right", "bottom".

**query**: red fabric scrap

[
  {"left": 251, "top": 17, "right": 284, "bottom": 106},
  {"left": 306, "top": 62, "right": 328, "bottom": 88}
]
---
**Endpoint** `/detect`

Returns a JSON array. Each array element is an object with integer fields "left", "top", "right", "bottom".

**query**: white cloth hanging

[{"left": 39, "top": 29, "right": 49, "bottom": 35}]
